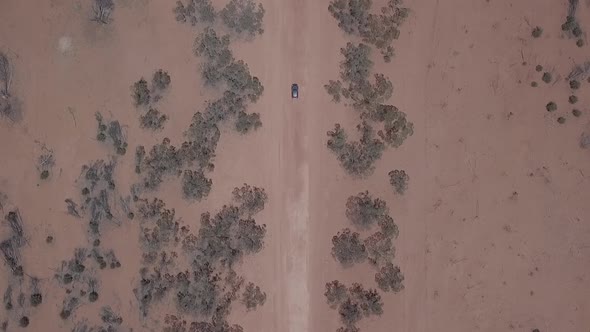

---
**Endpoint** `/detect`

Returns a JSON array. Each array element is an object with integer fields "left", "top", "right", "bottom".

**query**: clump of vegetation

[
  {"left": 95, "top": 113, "right": 128, "bottom": 155},
  {"left": 542, "top": 72, "right": 552, "bottom": 83},
  {"left": 324, "top": 281, "right": 383, "bottom": 329},
  {"left": 328, "top": 191, "right": 403, "bottom": 327},
  {"left": 193, "top": 204, "right": 267, "bottom": 267},
  {"left": 378, "top": 215, "right": 399, "bottom": 238},
  {"left": 557, "top": 116, "right": 566, "bottom": 124},
  {"left": 195, "top": 28, "right": 264, "bottom": 102},
  {"left": 55, "top": 248, "right": 88, "bottom": 283},
  {"left": 220, "top": 0, "right": 266, "bottom": 37},
  {"left": 569, "top": 95, "right": 578, "bottom": 104},
  {"left": 569, "top": 80, "right": 580, "bottom": 89},
  {"left": 364, "top": 231, "right": 395, "bottom": 266},
  {"left": 171, "top": 26, "right": 265, "bottom": 197},
  {"left": 221, "top": 60, "right": 264, "bottom": 102},
  {"left": 55, "top": 248, "right": 119, "bottom": 320},
  {"left": 137, "top": 138, "right": 185, "bottom": 190},
  {"left": 135, "top": 146, "right": 145, "bottom": 174},
  {"left": 232, "top": 183, "right": 268, "bottom": 216},
  {"left": 235, "top": 111, "right": 262, "bottom": 133},
  {"left": 182, "top": 169, "right": 212, "bottom": 201},
  {"left": 163, "top": 314, "right": 245, "bottom": 332},
  {"left": 531, "top": 81, "right": 538, "bottom": 87},
  {"left": 59, "top": 296, "right": 80, "bottom": 320},
  {"left": 331, "top": 228, "right": 367, "bottom": 267},
  {"left": 328, "top": 0, "right": 409, "bottom": 61},
  {"left": 535, "top": 65, "right": 543, "bottom": 72},
  {"left": 140, "top": 108, "right": 168, "bottom": 130},
  {"left": 388, "top": 169, "right": 409, "bottom": 194},
  {"left": 136, "top": 198, "right": 181, "bottom": 256},
  {"left": 100, "top": 306, "right": 123, "bottom": 325},
  {"left": 134, "top": 188, "right": 269, "bottom": 325},
  {"left": 133, "top": 70, "right": 172, "bottom": 129},
  {"left": 242, "top": 282, "right": 266, "bottom": 310},
  {"left": 0, "top": 276, "right": 43, "bottom": 329},
  {"left": 152, "top": 69, "right": 172, "bottom": 91},
  {"left": 91, "top": 0, "right": 114, "bottom": 24},
  {"left": 87, "top": 278, "right": 100, "bottom": 302},
  {"left": 19, "top": 316, "right": 29, "bottom": 328},
  {"left": 531, "top": 26, "right": 543, "bottom": 38},
  {"left": 562, "top": 0, "right": 583, "bottom": 43},
  {"left": 134, "top": 266, "right": 173, "bottom": 317},
  {"left": 546, "top": 101, "right": 557, "bottom": 112},
  {"left": 174, "top": 0, "right": 217, "bottom": 25},
  {"left": 29, "top": 278, "right": 43, "bottom": 307},
  {"left": 576, "top": 39, "right": 584, "bottom": 47},
  {"left": 324, "top": 42, "right": 413, "bottom": 175},
  {"left": 132, "top": 78, "right": 151, "bottom": 106},
  {"left": 37, "top": 149, "right": 55, "bottom": 180},
  {"left": 572, "top": 109, "right": 582, "bottom": 117},
  {"left": 325, "top": 80, "right": 344, "bottom": 102},
  {"left": 194, "top": 28, "right": 234, "bottom": 77},
  {"left": 345, "top": 191, "right": 388, "bottom": 229},
  {"left": 327, "top": 122, "right": 386, "bottom": 177}
]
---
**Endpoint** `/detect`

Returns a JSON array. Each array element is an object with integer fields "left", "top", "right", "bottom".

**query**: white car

[{"left": 291, "top": 83, "right": 299, "bottom": 98}]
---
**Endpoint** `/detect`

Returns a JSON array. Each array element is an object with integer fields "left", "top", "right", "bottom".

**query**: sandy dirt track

[{"left": 1, "top": 0, "right": 590, "bottom": 331}]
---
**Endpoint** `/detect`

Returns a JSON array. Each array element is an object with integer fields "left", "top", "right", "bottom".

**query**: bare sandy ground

[{"left": 1, "top": 0, "right": 590, "bottom": 331}]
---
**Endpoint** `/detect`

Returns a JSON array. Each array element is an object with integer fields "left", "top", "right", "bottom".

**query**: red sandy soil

[{"left": 1, "top": 0, "right": 590, "bottom": 331}]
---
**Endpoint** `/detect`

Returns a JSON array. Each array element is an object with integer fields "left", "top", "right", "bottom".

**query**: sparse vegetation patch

[
  {"left": 95, "top": 112, "right": 128, "bottom": 155},
  {"left": 328, "top": 0, "right": 409, "bottom": 61},
  {"left": 324, "top": 42, "right": 413, "bottom": 175}
]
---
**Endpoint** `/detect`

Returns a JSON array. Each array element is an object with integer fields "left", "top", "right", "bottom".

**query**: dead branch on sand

[
  {"left": 568, "top": 0, "right": 579, "bottom": 18},
  {"left": 0, "top": 52, "right": 12, "bottom": 98},
  {"left": 37, "top": 151, "right": 55, "bottom": 173},
  {"left": 65, "top": 199, "right": 82, "bottom": 218},
  {"left": 0, "top": 239, "right": 21, "bottom": 274},
  {"left": 5, "top": 210, "right": 24, "bottom": 242},
  {"left": 566, "top": 61, "right": 590, "bottom": 81},
  {"left": 92, "top": 0, "right": 115, "bottom": 24}
]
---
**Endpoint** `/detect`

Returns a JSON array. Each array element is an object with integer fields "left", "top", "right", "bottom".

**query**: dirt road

[{"left": 260, "top": 0, "right": 314, "bottom": 330}]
